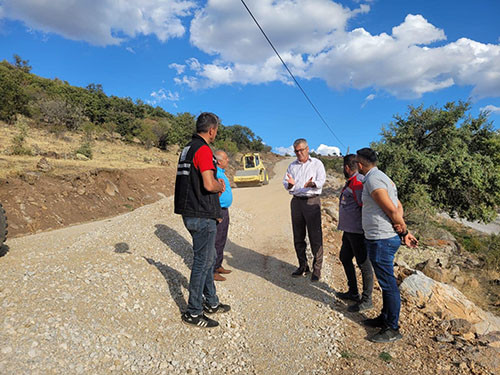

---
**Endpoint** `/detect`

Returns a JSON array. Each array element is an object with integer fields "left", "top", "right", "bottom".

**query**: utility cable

[{"left": 240, "top": 0, "right": 346, "bottom": 150}]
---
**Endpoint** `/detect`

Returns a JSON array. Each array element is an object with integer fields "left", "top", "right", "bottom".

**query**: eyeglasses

[{"left": 294, "top": 147, "right": 308, "bottom": 153}]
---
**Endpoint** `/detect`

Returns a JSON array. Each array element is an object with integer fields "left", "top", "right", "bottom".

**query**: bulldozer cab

[
  {"left": 244, "top": 154, "right": 260, "bottom": 169},
  {"left": 245, "top": 155, "right": 255, "bottom": 168},
  {"left": 234, "top": 153, "right": 269, "bottom": 187}
]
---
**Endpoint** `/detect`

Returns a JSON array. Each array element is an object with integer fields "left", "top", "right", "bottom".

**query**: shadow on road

[
  {"left": 154, "top": 224, "right": 192, "bottom": 267},
  {"left": 114, "top": 242, "right": 131, "bottom": 254},
  {"left": 146, "top": 223, "right": 374, "bottom": 334},
  {"left": 143, "top": 256, "right": 189, "bottom": 313},
  {"left": 0, "top": 244, "right": 9, "bottom": 257},
  {"left": 225, "top": 239, "right": 337, "bottom": 305},
  {"left": 225, "top": 239, "right": 376, "bottom": 336},
  {"left": 142, "top": 224, "right": 195, "bottom": 312}
]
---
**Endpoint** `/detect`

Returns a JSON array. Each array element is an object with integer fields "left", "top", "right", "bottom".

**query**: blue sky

[{"left": 1, "top": 0, "right": 499, "bottom": 155}]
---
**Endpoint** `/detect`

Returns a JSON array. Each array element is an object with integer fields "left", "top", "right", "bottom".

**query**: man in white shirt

[{"left": 283, "top": 138, "right": 326, "bottom": 282}]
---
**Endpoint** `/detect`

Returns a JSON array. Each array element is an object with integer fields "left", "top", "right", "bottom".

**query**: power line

[{"left": 240, "top": 0, "right": 346, "bottom": 150}]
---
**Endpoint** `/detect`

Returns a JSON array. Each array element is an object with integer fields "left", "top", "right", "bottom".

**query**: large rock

[
  {"left": 400, "top": 270, "right": 500, "bottom": 335},
  {"left": 36, "top": 157, "right": 53, "bottom": 172},
  {"left": 105, "top": 181, "right": 119, "bottom": 196},
  {"left": 396, "top": 245, "right": 453, "bottom": 270},
  {"left": 322, "top": 202, "right": 339, "bottom": 223},
  {"left": 75, "top": 153, "right": 89, "bottom": 161}
]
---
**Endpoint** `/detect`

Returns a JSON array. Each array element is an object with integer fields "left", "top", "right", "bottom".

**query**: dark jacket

[{"left": 174, "top": 134, "right": 221, "bottom": 219}]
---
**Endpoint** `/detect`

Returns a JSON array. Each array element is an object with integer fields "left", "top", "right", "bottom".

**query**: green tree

[
  {"left": 166, "top": 113, "right": 196, "bottom": 146},
  {"left": 0, "top": 60, "right": 30, "bottom": 123},
  {"left": 13, "top": 54, "right": 32, "bottom": 73},
  {"left": 373, "top": 101, "right": 500, "bottom": 223}
]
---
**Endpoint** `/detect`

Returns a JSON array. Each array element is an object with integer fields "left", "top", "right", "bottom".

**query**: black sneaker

[
  {"left": 369, "top": 327, "right": 403, "bottom": 343},
  {"left": 347, "top": 299, "right": 373, "bottom": 312},
  {"left": 203, "top": 302, "right": 231, "bottom": 314},
  {"left": 291, "top": 266, "right": 310, "bottom": 277},
  {"left": 311, "top": 274, "right": 320, "bottom": 282},
  {"left": 362, "top": 315, "right": 385, "bottom": 328},
  {"left": 181, "top": 312, "right": 219, "bottom": 328},
  {"left": 336, "top": 291, "right": 361, "bottom": 302}
]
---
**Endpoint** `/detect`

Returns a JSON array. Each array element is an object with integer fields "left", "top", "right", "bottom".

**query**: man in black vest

[{"left": 174, "top": 112, "right": 231, "bottom": 328}]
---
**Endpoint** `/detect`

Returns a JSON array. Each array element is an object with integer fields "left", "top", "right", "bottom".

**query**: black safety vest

[{"left": 174, "top": 134, "right": 221, "bottom": 219}]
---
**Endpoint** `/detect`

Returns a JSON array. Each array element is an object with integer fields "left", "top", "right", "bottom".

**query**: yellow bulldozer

[{"left": 233, "top": 153, "right": 269, "bottom": 187}]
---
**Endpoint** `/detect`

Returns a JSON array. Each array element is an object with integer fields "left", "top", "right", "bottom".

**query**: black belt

[{"left": 293, "top": 194, "right": 319, "bottom": 200}]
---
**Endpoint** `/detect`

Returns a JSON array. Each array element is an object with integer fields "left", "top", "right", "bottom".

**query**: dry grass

[{"left": 0, "top": 122, "right": 179, "bottom": 178}]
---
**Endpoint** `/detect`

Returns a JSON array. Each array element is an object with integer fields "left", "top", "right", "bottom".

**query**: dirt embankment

[
  {"left": 0, "top": 167, "right": 176, "bottom": 237},
  {"left": 0, "top": 151, "right": 283, "bottom": 238}
]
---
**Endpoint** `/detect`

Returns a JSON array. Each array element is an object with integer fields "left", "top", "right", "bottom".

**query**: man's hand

[
  {"left": 402, "top": 232, "right": 418, "bottom": 248},
  {"left": 286, "top": 173, "right": 295, "bottom": 189},
  {"left": 218, "top": 178, "right": 226, "bottom": 193},
  {"left": 217, "top": 178, "right": 225, "bottom": 196},
  {"left": 393, "top": 223, "right": 407, "bottom": 234},
  {"left": 304, "top": 177, "right": 316, "bottom": 188}
]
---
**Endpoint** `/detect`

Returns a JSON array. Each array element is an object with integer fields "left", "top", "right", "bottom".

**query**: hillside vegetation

[{"left": 0, "top": 55, "right": 270, "bottom": 155}]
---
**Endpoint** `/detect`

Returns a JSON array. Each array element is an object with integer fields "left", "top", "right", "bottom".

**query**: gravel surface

[
  {"left": 0, "top": 159, "right": 345, "bottom": 374},
  {"left": 2, "top": 158, "right": 495, "bottom": 374}
]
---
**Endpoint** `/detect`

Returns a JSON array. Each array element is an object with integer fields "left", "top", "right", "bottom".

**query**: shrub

[
  {"left": 75, "top": 142, "right": 93, "bottom": 159},
  {"left": 74, "top": 121, "right": 95, "bottom": 159},
  {"left": 11, "top": 116, "right": 32, "bottom": 155}
]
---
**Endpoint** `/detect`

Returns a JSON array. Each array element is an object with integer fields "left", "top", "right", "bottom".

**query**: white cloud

[
  {"left": 172, "top": 0, "right": 366, "bottom": 89},
  {"left": 169, "top": 63, "right": 186, "bottom": 75},
  {"left": 313, "top": 144, "right": 341, "bottom": 156},
  {"left": 273, "top": 145, "right": 294, "bottom": 156},
  {"left": 126, "top": 47, "right": 136, "bottom": 54},
  {"left": 391, "top": 14, "right": 445, "bottom": 46},
  {"left": 4, "top": 0, "right": 499, "bottom": 100},
  {"left": 0, "top": 0, "right": 196, "bottom": 46},
  {"left": 273, "top": 143, "right": 341, "bottom": 156},
  {"left": 361, "top": 93, "right": 376, "bottom": 108},
  {"left": 480, "top": 105, "right": 500, "bottom": 114},
  {"left": 190, "top": 0, "right": 356, "bottom": 64},
  {"left": 176, "top": 4, "right": 500, "bottom": 99},
  {"left": 149, "top": 88, "right": 180, "bottom": 106}
]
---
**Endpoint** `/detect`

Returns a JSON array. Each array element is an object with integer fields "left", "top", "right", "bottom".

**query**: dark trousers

[
  {"left": 340, "top": 232, "right": 374, "bottom": 301},
  {"left": 214, "top": 208, "right": 230, "bottom": 270},
  {"left": 291, "top": 196, "right": 323, "bottom": 276}
]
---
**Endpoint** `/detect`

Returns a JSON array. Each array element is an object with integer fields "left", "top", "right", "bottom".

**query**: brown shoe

[
  {"left": 216, "top": 266, "right": 232, "bottom": 274},
  {"left": 213, "top": 273, "right": 226, "bottom": 281}
]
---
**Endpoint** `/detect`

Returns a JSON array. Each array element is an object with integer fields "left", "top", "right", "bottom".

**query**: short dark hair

[
  {"left": 356, "top": 147, "right": 377, "bottom": 164},
  {"left": 196, "top": 112, "right": 220, "bottom": 133},
  {"left": 343, "top": 154, "right": 358, "bottom": 170}
]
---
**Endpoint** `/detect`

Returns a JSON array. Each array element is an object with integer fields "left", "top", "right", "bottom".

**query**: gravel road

[{"left": 0, "top": 159, "right": 347, "bottom": 374}]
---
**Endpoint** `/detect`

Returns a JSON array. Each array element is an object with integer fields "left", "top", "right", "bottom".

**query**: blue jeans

[
  {"left": 365, "top": 235, "right": 401, "bottom": 330},
  {"left": 183, "top": 216, "right": 219, "bottom": 316}
]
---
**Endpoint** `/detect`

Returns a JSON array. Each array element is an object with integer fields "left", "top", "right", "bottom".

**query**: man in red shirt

[
  {"left": 336, "top": 154, "right": 374, "bottom": 312},
  {"left": 174, "top": 112, "right": 231, "bottom": 328}
]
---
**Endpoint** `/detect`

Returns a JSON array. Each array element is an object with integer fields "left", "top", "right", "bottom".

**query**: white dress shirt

[{"left": 283, "top": 157, "right": 326, "bottom": 197}]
